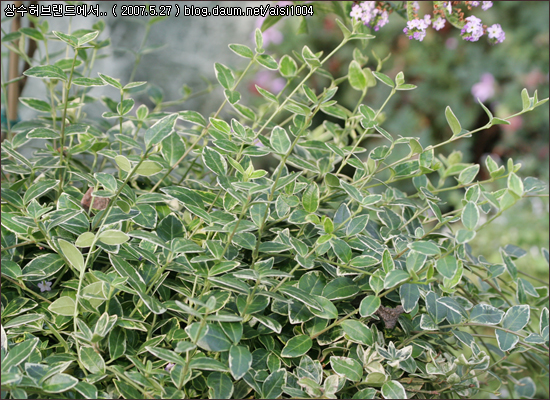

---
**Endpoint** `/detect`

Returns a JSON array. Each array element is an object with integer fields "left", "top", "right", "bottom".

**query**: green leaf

[
  {"left": 400, "top": 284, "right": 420, "bottom": 313},
  {"left": 281, "top": 335, "right": 312, "bottom": 358},
  {"left": 115, "top": 155, "right": 132, "bottom": 172},
  {"left": 445, "top": 106, "right": 461, "bottom": 136},
  {"left": 254, "top": 28, "right": 264, "bottom": 51},
  {"left": 72, "top": 77, "right": 106, "bottom": 87},
  {"left": 515, "top": 377, "right": 536, "bottom": 399},
  {"left": 458, "top": 165, "right": 479, "bottom": 185},
  {"left": 348, "top": 60, "right": 367, "bottom": 91},
  {"left": 330, "top": 238, "right": 352, "bottom": 264},
  {"left": 179, "top": 110, "right": 206, "bottom": 127},
  {"left": 322, "top": 276, "right": 358, "bottom": 300},
  {"left": 521, "top": 88, "right": 530, "bottom": 111},
  {"left": 384, "top": 269, "right": 409, "bottom": 289},
  {"left": 109, "top": 328, "right": 126, "bottom": 360},
  {"left": 456, "top": 229, "right": 476, "bottom": 244},
  {"left": 373, "top": 71, "right": 394, "bottom": 87},
  {"left": 98, "top": 230, "right": 129, "bottom": 245},
  {"left": 360, "top": 295, "right": 381, "bottom": 317},
  {"left": 382, "top": 249, "right": 395, "bottom": 273},
  {"left": 496, "top": 330, "right": 519, "bottom": 352},
  {"left": 229, "top": 345, "right": 252, "bottom": 380},
  {"left": 507, "top": 172, "right": 524, "bottom": 196},
  {"left": 229, "top": 43, "right": 254, "bottom": 58},
  {"left": 208, "top": 372, "right": 234, "bottom": 399},
  {"left": 461, "top": 201, "right": 479, "bottom": 231},
  {"left": 350, "top": 255, "right": 380, "bottom": 268},
  {"left": 74, "top": 381, "right": 98, "bottom": 399},
  {"left": 110, "top": 254, "right": 146, "bottom": 292},
  {"left": 470, "top": 304, "right": 504, "bottom": 325},
  {"left": 197, "top": 323, "right": 232, "bottom": 352},
  {"left": 278, "top": 285, "right": 323, "bottom": 311},
  {"left": 341, "top": 320, "right": 374, "bottom": 345},
  {"left": 48, "top": 296, "right": 76, "bottom": 317},
  {"left": 340, "top": 181, "right": 363, "bottom": 203},
  {"left": 189, "top": 356, "right": 229, "bottom": 372},
  {"left": 135, "top": 160, "right": 163, "bottom": 176},
  {"left": 145, "top": 346, "right": 186, "bottom": 365},
  {"left": 98, "top": 73, "right": 122, "bottom": 89},
  {"left": 21, "top": 253, "right": 64, "bottom": 281},
  {"left": 202, "top": 147, "right": 227, "bottom": 176},
  {"left": 330, "top": 356, "right": 363, "bottom": 382},
  {"left": 408, "top": 241, "right": 440, "bottom": 256},
  {"left": 302, "top": 182, "right": 319, "bottom": 213},
  {"left": 302, "top": 45, "right": 321, "bottom": 68},
  {"left": 501, "top": 251, "right": 518, "bottom": 281},
  {"left": 502, "top": 305, "right": 530, "bottom": 332},
  {"left": 23, "top": 179, "right": 58, "bottom": 204},
  {"left": 262, "top": 369, "right": 286, "bottom": 399},
  {"left": 346, "top": 214, "right": 369, "bottom": 236},
  {"left": 436, "top": 256, "right": 458, "bottom": 279},
  {"left": 144, "top": 113, "right": 178, "bottom": 147},
  {"left": 138, "top": 292, "right": 166, "bottom": 315},
  {"left": 24, "top": 65, "right": 66, "bottom": 81},
  {"left": 381, "top": 380, "right": 407, "bottom": 399},
  {"left": 1, "top": 338, "right": 39, "bottom": 370},
  {"left": 214, "top": 63, "right": 235, "bottom": 89},
  {"left": 279, "top": 55, "right": 297, "bottom": 77},
  {"left": 42, "top": 374, "right": 78, "bottom": 393},
  {"left": 270, "top": 126, "right": 291, "bottom": 154},
  {"left": 58, "top": 239, "right": 85, "bottom": 272},
  {"left": 80, "top": 347, "right": 105, "bottom": 374},
  {"left": 256, "top": 54, "right": 279, "bottom": 70},
  {"left": 19, "top": 97, "right": 51, "bottom": 113}
]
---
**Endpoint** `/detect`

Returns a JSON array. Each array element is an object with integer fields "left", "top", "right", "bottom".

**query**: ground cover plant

[{"left": 1, "top": 2, "right": 549, "bottom": 399}]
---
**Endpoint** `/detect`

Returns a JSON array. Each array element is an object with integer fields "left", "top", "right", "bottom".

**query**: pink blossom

[
  {"left": 471, "top": 73, "right": 495, "bottom": 102},
  {"left": 482, "top": 1, "right": 493, "bottom": 11}
]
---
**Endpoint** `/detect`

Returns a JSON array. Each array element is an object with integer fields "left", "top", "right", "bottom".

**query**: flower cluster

[
  {"left": 350, "top": 1, "right": 390, "bottom": 31},
  {"left": 487, "top": 23, "right": 506, "bottom": 44},
  {"left": 350, "top": 1, "right": 504, "bottom": 44},
  {"left": 461, "top": 15, "right": 484, "bottom": 42},
  {"left": 403, "top": 16, "right": 430, "bottom": 42}
]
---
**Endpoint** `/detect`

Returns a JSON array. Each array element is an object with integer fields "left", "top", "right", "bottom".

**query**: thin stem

[{"left": 57, "top": 49, "right": 79, "bottom": 198}]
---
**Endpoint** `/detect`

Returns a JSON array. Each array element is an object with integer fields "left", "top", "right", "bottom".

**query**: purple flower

[
  {"left": 423, "top": 14, "right": 432, "bottom": 26},
  {"left": 350, "top": 4, "right": 363, "bottom": 20},
  {"left": 350, "top": 2, "right": 389, "bottom": 31},
  {"left": 461, "top": 15, "right": 484, "bottom": 42},
  {"left": 411, "top": 1, "right": 420, "bottom": 13},
  {"left": 433, "top": 17, "right": 446, "bottom": 31},
  {"left": 470, "top": 1, "right": 480, "bottom": 7},
  {"left": 487, "top": 24, "right": 505, "bottom": 44},
  {"left": 482, "top": 1, "right": 493, "bottom": 11},
  {"left": 443, "top": 1, "right": 452, "bottom": 14},
  {"left": 165, "top": 363, "right": 175, "bottom": 372},
  {"left": 403, "top": 18, "right": 429, "bottom": 41},
  {"left": 38, "top": 281, "right": 52, "bottom": 292},
  {"left": 471, "top": 73, "right": 495, "bottom": 102}
]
